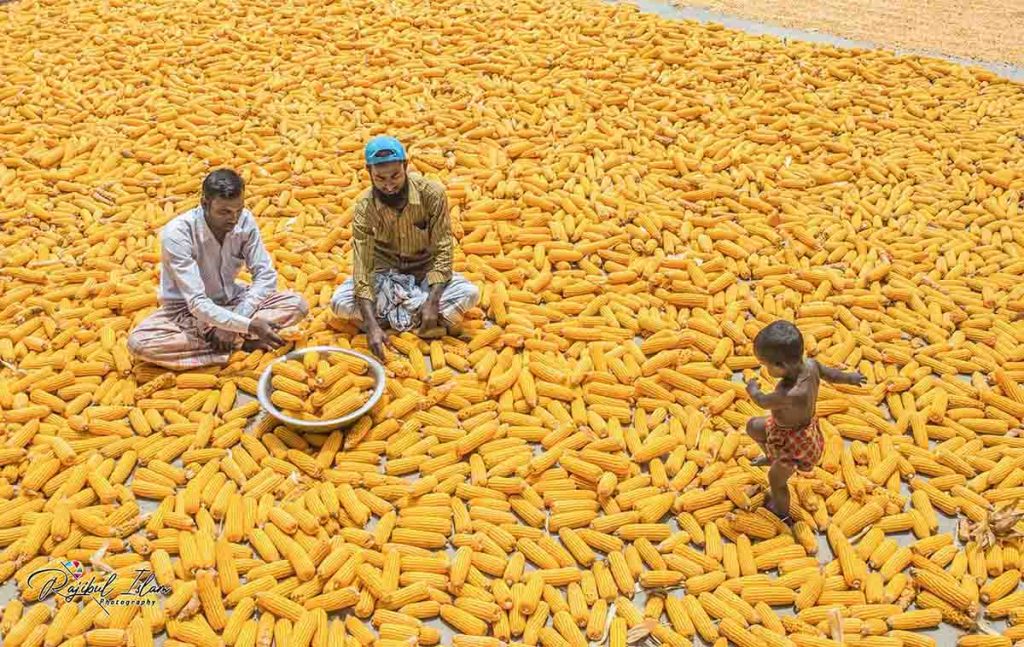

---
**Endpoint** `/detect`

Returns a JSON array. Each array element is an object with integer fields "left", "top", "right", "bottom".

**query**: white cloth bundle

[{"left": 373, "top": 270, "right": 428, "bottom": 332}]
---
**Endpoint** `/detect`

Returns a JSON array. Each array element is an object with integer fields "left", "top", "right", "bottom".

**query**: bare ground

[{"left": 673, "top": 0, "right": 1024, "bottom": 66}]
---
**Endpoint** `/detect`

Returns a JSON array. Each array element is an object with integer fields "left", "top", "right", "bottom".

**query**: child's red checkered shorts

[{"left": 766, "top": 416, "right": 824, "bottom": 472}]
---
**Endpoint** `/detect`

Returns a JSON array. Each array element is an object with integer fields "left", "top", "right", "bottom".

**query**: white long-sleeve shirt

[{"left": 158, "top": 207, "right": 278, "bottom": 333}]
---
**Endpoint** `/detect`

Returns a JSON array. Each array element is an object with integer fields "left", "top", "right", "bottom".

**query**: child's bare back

[
  {"left": 748, "top": 359, "right": 821, "bottom": 430},
  {"left": 742, "top": 321, "right": 866, "bottom": 521}
]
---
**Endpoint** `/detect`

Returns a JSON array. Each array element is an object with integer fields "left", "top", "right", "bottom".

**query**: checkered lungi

[
  {"left": 331, "top": 272, "right": 479, "bottom": 329},
  {"left": 765, "top": 416, "right": 824, "bottom": 472},
  {"left": 127, "top": 291, "right": 308, "bottom": 370}
]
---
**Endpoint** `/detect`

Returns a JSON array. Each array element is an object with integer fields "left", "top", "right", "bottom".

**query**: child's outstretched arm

[
  {"left": 746, "top": 378, "right": 787, "bottom": 408},
  {"left": 814, "top": 360, "right": 866, "bottom": 385}
]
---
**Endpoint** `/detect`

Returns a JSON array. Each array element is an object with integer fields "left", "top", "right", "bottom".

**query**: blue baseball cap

[{"left": 365, "top": 136, "right": 407, "bottom": 166}]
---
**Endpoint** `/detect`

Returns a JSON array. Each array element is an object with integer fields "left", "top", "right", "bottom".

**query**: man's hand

[
  {"left": 210, "top": 328, "right": 238, "bottom": 352},
  {"left": 419, "top": 283, "right": 447, "bottom": 339},
  {"left": 247, "top": 315, "right": 284, "bottom": 351},
  {"left": 419, "top": 299, "right": 442, "bottom": 338},
  {"left": 367, "top": 323, "right": 392, "bottom": 360},
  {"left": 848, "top": 372, "right": 867, "bottom": 386}
]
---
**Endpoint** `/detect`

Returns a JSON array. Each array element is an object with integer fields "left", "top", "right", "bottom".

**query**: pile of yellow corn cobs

[
  {"left": 269, "top": 352, "right": 375, "bottom": 422},
  {"left": 3, "top": 0, "right": 1024, "bottom": 645}
]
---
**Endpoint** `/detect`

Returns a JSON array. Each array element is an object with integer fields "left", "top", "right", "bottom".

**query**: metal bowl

[{"left": 257, "top": 346, "right": 386, "bottom": 433}]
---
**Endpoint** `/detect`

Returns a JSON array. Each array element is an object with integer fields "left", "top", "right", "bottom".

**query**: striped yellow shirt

[{"left": 350, "top": 173, "right": 454, "bottom": 301}]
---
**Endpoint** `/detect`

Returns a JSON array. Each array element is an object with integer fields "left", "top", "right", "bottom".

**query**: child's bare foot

[
  {"left": 767, "top": 499, "right": 793, "bottom": 524},
  {"left": 767, "top": 462, "right": 796, "bottom": 524}
]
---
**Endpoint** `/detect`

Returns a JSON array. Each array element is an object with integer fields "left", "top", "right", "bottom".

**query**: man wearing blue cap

[{"left": 331, "top": 136, "right": 480, "bottom": 358}]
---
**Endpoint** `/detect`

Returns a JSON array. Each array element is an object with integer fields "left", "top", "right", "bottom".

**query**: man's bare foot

[{"left": 420, "top": 326, "right": 445, "bottom": 339}]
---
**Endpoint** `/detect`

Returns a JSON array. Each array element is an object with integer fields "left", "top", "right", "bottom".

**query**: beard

[{"left": 374, "top": 182, "right": 409, "bottom": 208}]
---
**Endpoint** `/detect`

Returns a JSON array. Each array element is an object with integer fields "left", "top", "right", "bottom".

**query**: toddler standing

[{"left": 745, "top": 321, "right": 865, "bottom": 521}]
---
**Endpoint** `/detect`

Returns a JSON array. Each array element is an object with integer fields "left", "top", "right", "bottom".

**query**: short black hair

[
  {"left": 753, "top": 320, "right": 804, "bottom": 365},
  {"left": 202, "top": 168, "right": 244, "bottom": 202}
]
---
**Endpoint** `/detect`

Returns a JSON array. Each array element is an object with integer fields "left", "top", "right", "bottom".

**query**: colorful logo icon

[{"left": 62, "top": 560, "right": 84, "bottom": 580}]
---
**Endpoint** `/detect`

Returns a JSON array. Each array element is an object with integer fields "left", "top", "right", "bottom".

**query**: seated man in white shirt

[{"left": 127, "top": 169, "right": 308, "bottom": 370}]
